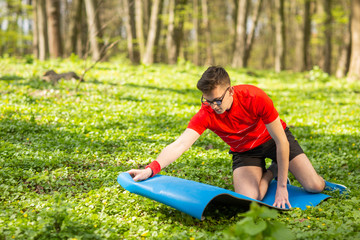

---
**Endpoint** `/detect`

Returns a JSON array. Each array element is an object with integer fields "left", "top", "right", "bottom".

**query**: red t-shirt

[{"left": 187, "top": 85, "right": 287, "bottom": 152}]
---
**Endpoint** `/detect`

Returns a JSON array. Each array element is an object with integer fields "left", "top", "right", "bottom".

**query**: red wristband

[{"left": 146, "top": 161, "right": 161, "bottom": 177}]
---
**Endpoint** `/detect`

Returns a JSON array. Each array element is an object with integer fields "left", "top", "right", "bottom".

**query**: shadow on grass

[{"left": 0, "top": 75, "right": 24, "bottom": 81}]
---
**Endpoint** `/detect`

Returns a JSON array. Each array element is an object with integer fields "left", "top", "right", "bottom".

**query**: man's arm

[
  {"left": 127, "top": 128, "right": 201, "bottom": 181},
  {"left": 265, "top": 117, "right": 292, "bottom": 209}
]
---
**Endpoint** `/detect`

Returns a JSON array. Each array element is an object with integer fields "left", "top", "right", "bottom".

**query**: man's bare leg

[
  {"left": 258, "top": 170, "right": 274, "bottom": 200},
  {"left": 233, "top": 166, "right": 273, "bottom": 200},
  {"left": 289, "top": 153, "right": 325, "bottom": 193}
]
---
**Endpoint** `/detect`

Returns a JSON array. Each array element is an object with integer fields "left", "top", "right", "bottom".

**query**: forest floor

[{"left": 0, "top": 57, "right": 359, "bottom": 239}]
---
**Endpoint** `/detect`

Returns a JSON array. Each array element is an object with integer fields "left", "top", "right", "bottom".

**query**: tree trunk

[
  {"left": 321, "top": 0, "right": 332, "bottom": 74},
  {"left": 135, "top": 0, "right": 145, "bottom": 60},
  {"left": 46, "top": 0, "right": 62, "bottom": 58},
  {"left": 84, "top": 0, "right": 103, "bottom": 61},
  {"left": 303, "top": 0, "right": 311, "bottom": 71},
  {"left": 243, "top": 0, "right": 263, "bottom": 67},
  {"left": 32, "top": 0, "right": 39, "bottom": 58},
  {"left": 293, "top": 0, "right": 303, "bottom": 72},
  {"left": 192, "top": 0, "right": 199, "bottom": 65},
  {"left": 232, "top": 0, "right": 249, "bottom": 68},
  {"left": 123, "top": 0, "right": 140, "bottom": 63},
  {"left": 143, "top": 0, "right": 162, "bottom": 64},
  {"left": 154, "top": 0, "right": 167, "bottom": 63},
  {"left": 37, "top": 0, "right": 48, "bottom": 60},
  {"left": 66, "top": 0, "right": 83, "bottom": 56},
  {"left": 274, "top": 0, "right": 285, "bottom": 72},
  {"left": 174, "top": 0, "right": 187, "bottom": 61},
  {"left": 336, "top": 14, "right": 351, "bottom": 78},
  {"left": 166, "top": 0, "right": 177, "bottom": 64},
  {"left": 347, "top": 0, "right": 360, "bottom": 81},
  {"left": 201, "top": 0, "right": 214, "bottom": 65},
  {"left": 143, "top": 0, "right": 150, "bottom": 38},
  {"left": 78, "top": 3, "right": 88, "bottom": 57},
  {"left": 154, "top": 0, "right": 164, "bottom": 63}
]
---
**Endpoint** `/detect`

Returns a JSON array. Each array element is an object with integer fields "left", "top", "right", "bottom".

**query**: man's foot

[
  {"left": 267, "top": 161, "right": 290, "bottom": 185},
  {"left": 324, "top": 181, "right": 349, "bottom": 194}
]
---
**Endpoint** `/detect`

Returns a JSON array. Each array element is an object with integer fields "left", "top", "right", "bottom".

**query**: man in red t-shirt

[{"left": 128, "top": 66, "right": 326, "bottom": 209}]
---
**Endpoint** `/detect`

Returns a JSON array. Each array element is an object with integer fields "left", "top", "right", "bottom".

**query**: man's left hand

[{"left": 273, "top": 186, "right": 292, "bottom": 209}]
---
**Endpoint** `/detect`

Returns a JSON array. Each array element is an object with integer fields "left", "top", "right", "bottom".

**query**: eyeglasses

[{"left": 201, "top": 87, "right": 230, "bottom": 106}]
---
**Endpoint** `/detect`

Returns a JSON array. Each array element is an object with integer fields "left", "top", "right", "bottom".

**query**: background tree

[
  {"left": 65, "top": 0, "right": 84, "bottom": 57},
  {"left": 335, "top": 0, "right": 351, "bottom": 78},
  {"left": 274, "top": 0, "right": 285, "bottom": 72},
  {"left": 318, "top": 0, "right": 332, "bottom": 74},
  {"left": 232, "top": 0, "right": 249, "bottom": 68},
  {"left": 135, "top": 0, "right": 145, "bottom": 60},
  {"left": 37, "top": 0, "right": 48, "bottom": 60},
  {"left": 192, "top": 0, "right": 199, "bottom": 65},
  {"left": 46, "top": 0, "right": 62, "bottom": 58},
  {"left": 143, "top": 0, "right": 162, "bottom": 64},
  {"left": 32, "top": 0, "right": 39, "bottom": 58},
  {"left": 166, "top": 0, "right": 177, "bottom": 64},
  {"left": 201, "top": 0, "right": 213, "bottom": 65},
  {"left": 348, "top": 0, "right": 360, "bottom": 81},
  {"left": 303, "top": 0, "right": 312, "bottom": 71},
  {"left": 84, "top": 0, "right": 104, "bottom": 61},
  {"left": 123, "top": 0, "right": 140, "bottom": 63},
  {"left": 0, "top": 0, "right": 358, "bottom": 77},
  {"left": 243, "top": 0, "right": 263, "bottom": 67}
]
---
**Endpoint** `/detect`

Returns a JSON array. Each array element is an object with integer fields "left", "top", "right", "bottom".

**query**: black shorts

[{"left": 230, "top": 127, "right": 304, "bottom": 172}]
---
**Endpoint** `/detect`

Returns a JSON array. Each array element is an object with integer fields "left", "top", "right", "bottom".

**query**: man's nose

[{"left": 210, "top": 104, "right": 219, "bottom": 110}]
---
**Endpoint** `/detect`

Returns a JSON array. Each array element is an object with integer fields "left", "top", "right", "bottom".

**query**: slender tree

[
  {"left": 232, "top": 0, "right": 249, "bottom": 68},
  {"left": 201, "top": 0, "right": 214, "bottom": 65},
  {"left": 154, "top": 0, "right": 164, "bottom": 63},
  {"left": 274, "top": 0, "right": 285, "bottom": 72},
  {"left": 143, "top": 0, "right": 162, "bottom": 64},
  {"left": 66, "top": 0, "right": 83, "bottom": 56},
  {"left": 166, "top": 0, "right": 177, "bottom": 64},
  {"left": 135, "top": 0, "right": 145, "bottom": 60},
  {"left": 32, "top": 0, "right": 39, "bottom": 58},
  {"left": 174, "top": 0, "right": 187, "bottom": 61},
  {"left": 292, "top": 0, "right": 303, "bottom": 72},
  {"left": 303, "top": 0, "right": 312, "bottom": 71},
  {"left": 348, "top": 0, "right": 360, "bottom": 81},
  {"left": 46, "top": 0, "right": 63, "bottom": 58},
  {"left": 336, "top": 12, "right": 351, "bottom": 78},
  {"left": 320, "top": 0, "right": 332, "bottom": 74},
  {"left": 243, "top": 0, "right": 263, "bottom": 67},
  {"left": 84, "top": 0, "right": 103, "bottom": 61},
  {"left": 192, "top": 0, "right": 199, "bottom": 65},
  {"left": 37, "top": 0, "right": 48, "bottom": 60},
  {"left": 123, "top": 0, "right": 140, "bottom": 63}
]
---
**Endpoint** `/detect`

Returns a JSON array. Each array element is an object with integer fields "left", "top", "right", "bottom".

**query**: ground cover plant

[{"left": 0, "top": 56, "right": 359, "bottom": 239}]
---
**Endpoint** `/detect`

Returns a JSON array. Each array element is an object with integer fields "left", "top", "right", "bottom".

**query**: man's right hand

[{"left": 127, "top": 168, "right": 152, "bottom": 181}]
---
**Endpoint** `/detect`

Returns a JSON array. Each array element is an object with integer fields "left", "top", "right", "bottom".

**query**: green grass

[{"left": 0, "top": 56, "right": 359, "bottom": 239}]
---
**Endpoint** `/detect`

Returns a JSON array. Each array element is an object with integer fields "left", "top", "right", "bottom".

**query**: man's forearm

[
  {"left": 155, "top": 140, "right": 189, "bottom": 169},
  {"left": 276, "top": 141, "right": 290, "bottom": 188}
]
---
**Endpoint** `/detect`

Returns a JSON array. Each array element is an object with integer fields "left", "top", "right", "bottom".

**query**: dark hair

[{"left": 197, "top": 66, "right": 231, "bottom": 93}]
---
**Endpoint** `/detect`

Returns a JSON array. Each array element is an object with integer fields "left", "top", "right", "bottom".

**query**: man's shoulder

[
  {"left": 233, "top": 84, "right": 262, "bottom": 91},
  {"left": 233, "top": 84, "right": 264, "bottom": 98}
]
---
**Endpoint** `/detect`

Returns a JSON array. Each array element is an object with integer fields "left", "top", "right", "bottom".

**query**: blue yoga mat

[{"left": 117, "top": 172, "right": 331, "bottom": 220}]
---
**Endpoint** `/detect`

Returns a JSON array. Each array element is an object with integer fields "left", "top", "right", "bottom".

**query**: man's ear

[{"left": 229, "top": 86, "right": 234, "bottom": 96}]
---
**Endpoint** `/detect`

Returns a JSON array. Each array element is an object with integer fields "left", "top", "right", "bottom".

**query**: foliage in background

[
  {"left": 0, "top": 0, "right": 355, "bottom": 75},
  {"left": 0, "top": 56, "right": 359, "bottom": 239}
]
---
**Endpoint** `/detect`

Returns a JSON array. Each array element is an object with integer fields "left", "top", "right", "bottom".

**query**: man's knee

[
  {"left": 235, "top": 188, "right": 260, "bottom": 200},
  {"left": 304, "top": 178, "right": 325, "bottom": 193}
]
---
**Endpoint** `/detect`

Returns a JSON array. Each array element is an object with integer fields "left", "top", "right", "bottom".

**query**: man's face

[{"left": 202, "top": 85, "right": 233, "bottom": 114}]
